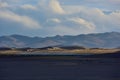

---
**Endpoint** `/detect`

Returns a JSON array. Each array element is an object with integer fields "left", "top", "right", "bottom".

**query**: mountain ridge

[{"left": 0, "top": 32, "right": 120, "bottom": 48}]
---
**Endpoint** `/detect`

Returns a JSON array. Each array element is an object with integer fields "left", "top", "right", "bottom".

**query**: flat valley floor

[{"left": 0, "top": 55, "right": 120, "bottom": 80}]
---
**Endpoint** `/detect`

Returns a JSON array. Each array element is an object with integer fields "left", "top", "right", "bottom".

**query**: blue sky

[{"left": 0, "top": 0, "right": 120, "bottom": 37}]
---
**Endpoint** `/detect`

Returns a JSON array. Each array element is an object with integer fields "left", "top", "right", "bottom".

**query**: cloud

[
  {"left": 49, "top": 0, "right": 65, "bottom": 14},
  {"left": 0, "top": 0, "right": 120, "bottom": 36},
  {"left": 103, "top": 0, "right": 120, "bottom": 5},
  {"left": 68, "top": 17, "right": 96, "bottom": 30},
  {"left": 61, "top": 0, "right": 120, "bottom": 10},
  {"left": 107, "top": 11, "right": 120, "bottom": 28},
  {"left": 79, "top": 7, "right": 120, "bottom": 32},
  {"left": 48, "top": 18, "right": 61, "bottom": 23},
  {"left": 53, "top": 26, "right": 80, "bottom": 35},
  {"left": 52, "top": 25, "right": 95, "bottom": 36},
  {"left": 21, "top": 4, "right": 37, "bottom": 10},
  {"left": 0, "top": 10, "right": 41, "bottom": 29},
  {"left": 2, "top": 0, "right": 19, "bottom": 2},
  {"left": 0, "top": 2, "right": 9, "bottom": 8}
]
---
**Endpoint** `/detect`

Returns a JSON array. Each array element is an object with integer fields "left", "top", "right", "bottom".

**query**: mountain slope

[{"left": 0, "top": 32, "right": 120, "bottom": 48}]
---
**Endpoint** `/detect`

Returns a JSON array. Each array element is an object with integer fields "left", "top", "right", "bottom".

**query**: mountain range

[{"left": 0, "top": 32, "right": 120, "bottom": 48}]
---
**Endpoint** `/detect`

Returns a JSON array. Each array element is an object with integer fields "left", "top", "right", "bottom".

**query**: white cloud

[
  {"left": 52, "top": 25, "right": 95, "bottom": 36},
  {"left": 21, "top": 4, "right": 37, "bottom": 10},
  {"left": 63, "top": 6, "right": 85, "bottom": 14},
  {"left": 49, "top": 0, "right": 65, "bottom": 14},
  {"left": 107, "top": 11, "right": 120, "bottom": 28},
  {"left": 0, "top": 0, "right": 120, "bottom": 36},
  {"left": 68, "top": 17, "right": 96, "bottom": 30},
  {"left": 48, "top": 18, "right": 61, "bottom": 23},
  {"left": 62, "top": 5, "right": 120, "bottom": 33},
  {"left": 0, "top": 10, "right": 41, "bottom": 29}
]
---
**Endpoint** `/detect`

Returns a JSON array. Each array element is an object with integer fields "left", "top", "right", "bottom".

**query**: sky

[{"left": 0, "top": 0, "right": 120, "bottom": 37}]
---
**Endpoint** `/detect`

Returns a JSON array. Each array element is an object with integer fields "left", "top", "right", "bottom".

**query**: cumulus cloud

[
  {"left": 68, "top": 17, "right": 96, "bottom": 30},
  {"left": 49, "top": 0, "right": 65, "bottom": 14},
  {"left": 0, "top": 10, "right": 41, "bottom": 29},
  {"left": 21, "top": 4, "right": 37, "bottom": 10},
  {"left": 0, "top": 0, "right": 120, "bottom": 36},
  {"left": 48, "top": 18, "right": 61, "bottom": 23},
  {"left": 52, "top": 25, "right": 95, "bottom": 36},
  {"left": 107, "top": 11, "right": 120, "bottom": 28}
]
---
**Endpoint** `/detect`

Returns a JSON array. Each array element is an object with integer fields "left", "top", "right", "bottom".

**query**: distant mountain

[{"left": 0, "top": 32, "right": 120, "bottom": 48}]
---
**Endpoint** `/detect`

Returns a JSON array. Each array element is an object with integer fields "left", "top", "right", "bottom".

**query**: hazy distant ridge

[{"left": 0, "top": 32, "right": 120, "bottom": 48}]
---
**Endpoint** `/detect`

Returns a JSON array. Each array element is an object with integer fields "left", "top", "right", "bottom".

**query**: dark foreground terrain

[{"left": 0, "top": 53, "right": 120, "bottom": 80}]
